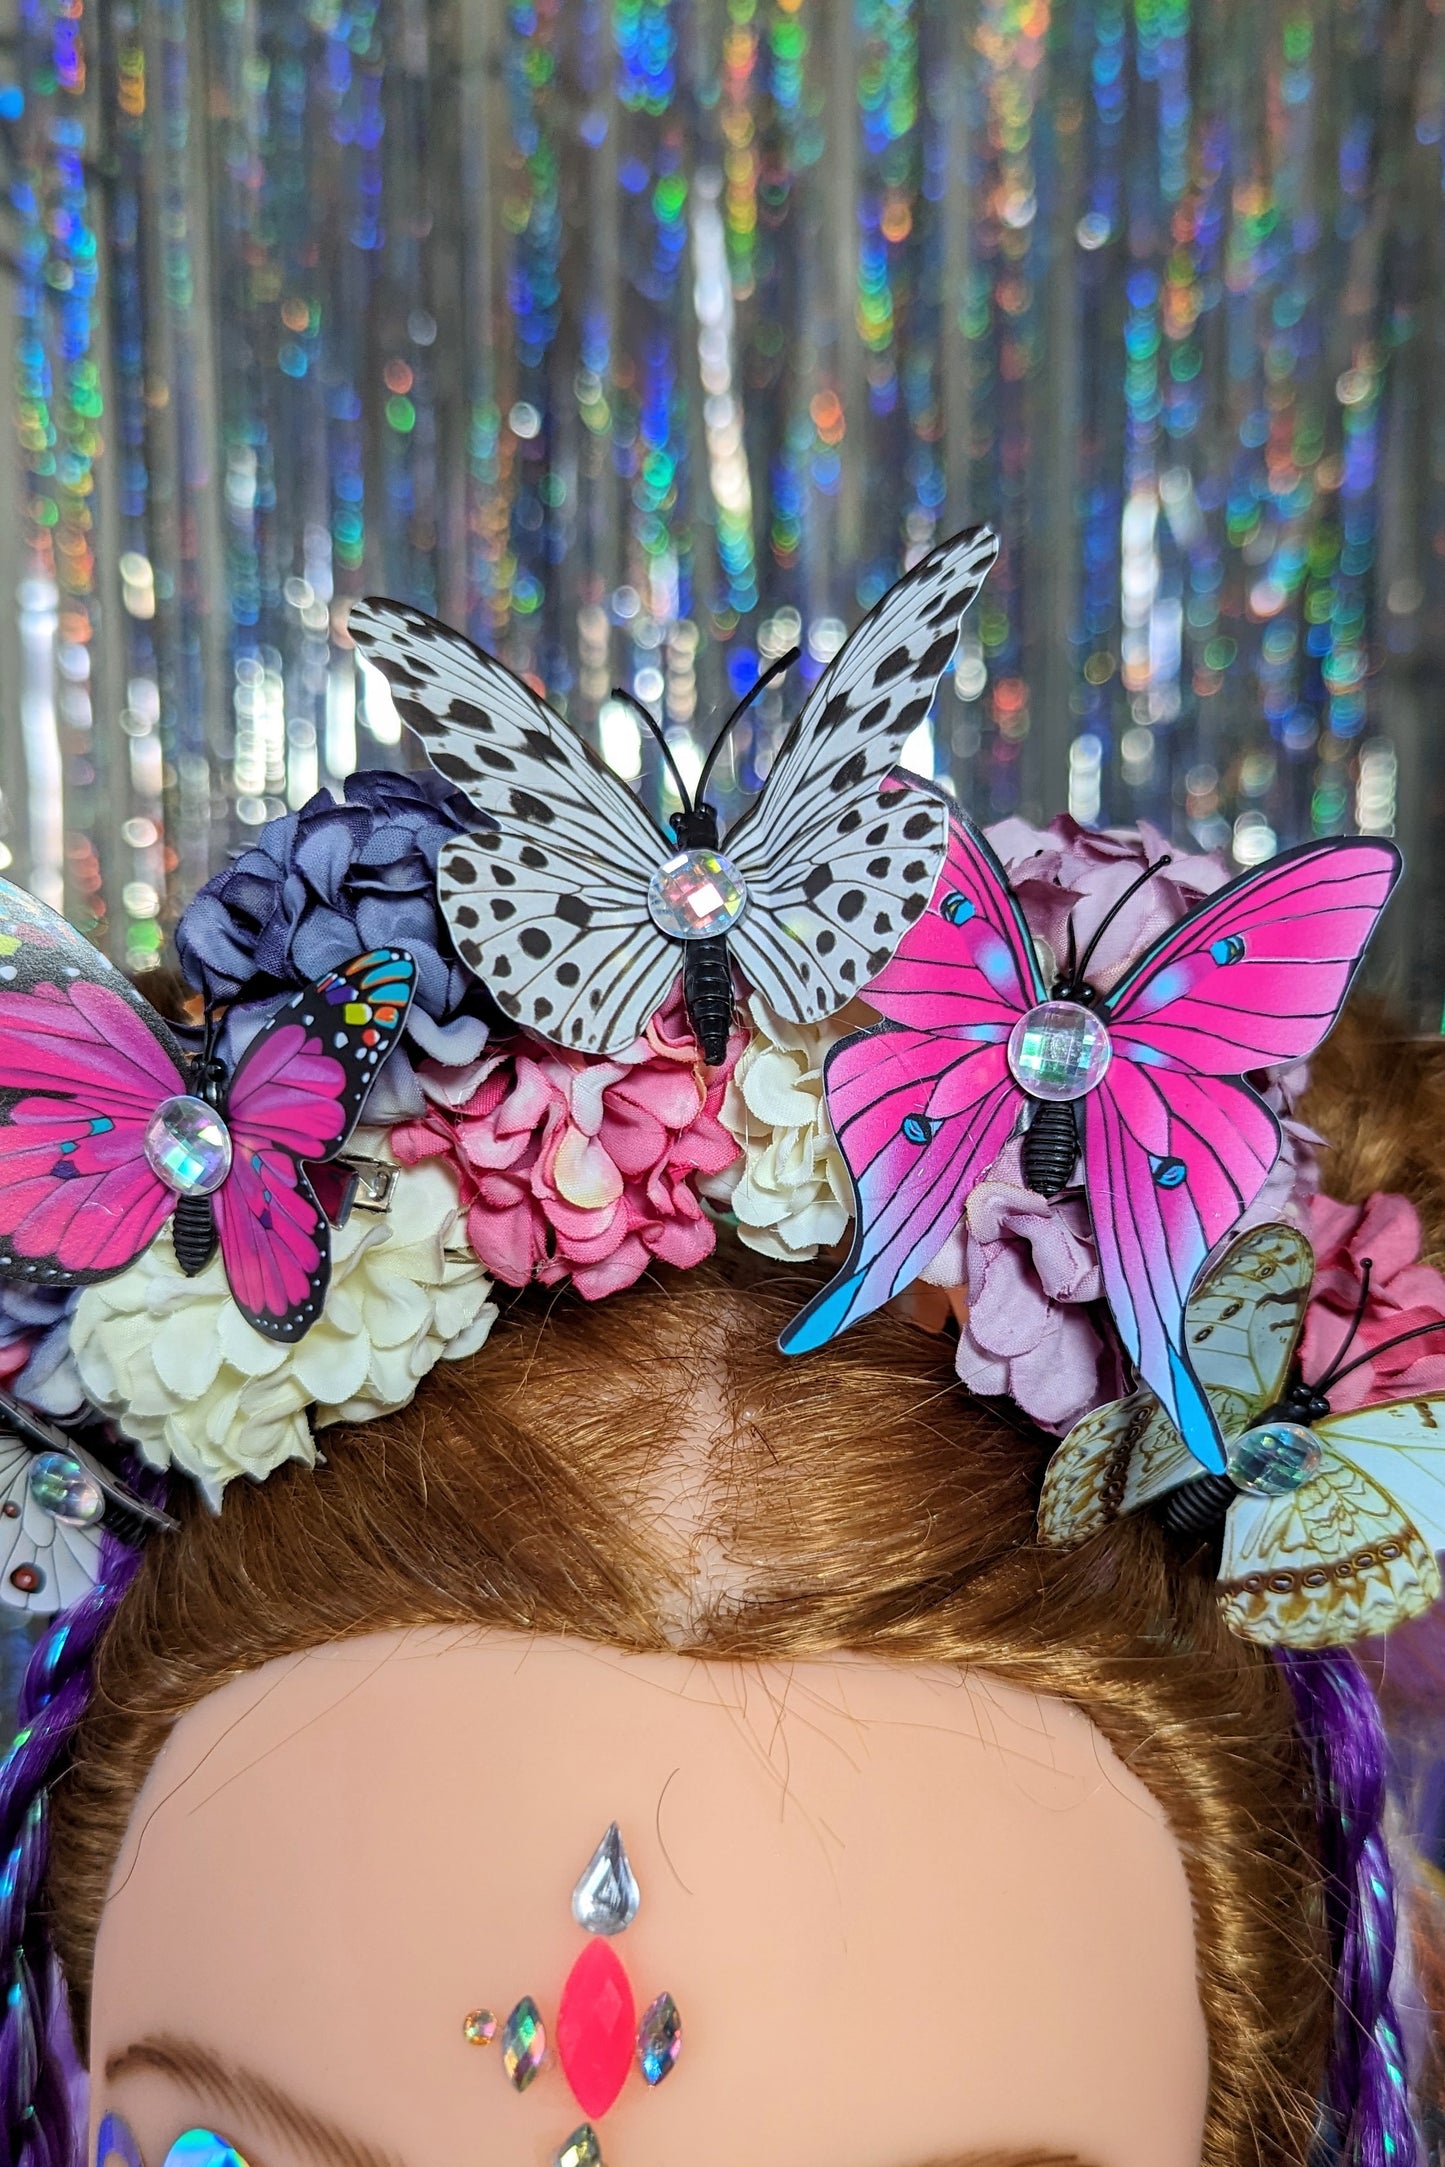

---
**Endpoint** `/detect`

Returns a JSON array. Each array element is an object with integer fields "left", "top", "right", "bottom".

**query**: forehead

[{"left": 92, "top": 1630, "right": 1207, "bottom": 2167}]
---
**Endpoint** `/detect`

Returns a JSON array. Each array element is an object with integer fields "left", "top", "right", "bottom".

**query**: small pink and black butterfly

[{"left": 0, "top": 878, "right": 414, "bottom": 1342}]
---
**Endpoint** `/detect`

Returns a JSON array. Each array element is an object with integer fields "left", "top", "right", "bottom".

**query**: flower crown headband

[{"left": 0, "top": 524, "right": 1430, "bottom": 1660}]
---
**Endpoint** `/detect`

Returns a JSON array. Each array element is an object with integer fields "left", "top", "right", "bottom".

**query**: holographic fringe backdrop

[{"left": 2, "top": 0, "right": 1444, "bottom": 1016}]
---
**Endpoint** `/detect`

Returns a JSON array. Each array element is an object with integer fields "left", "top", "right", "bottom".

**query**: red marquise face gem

[{"left": 556, "top": 1939, "right": 636, "bottom": 2120}]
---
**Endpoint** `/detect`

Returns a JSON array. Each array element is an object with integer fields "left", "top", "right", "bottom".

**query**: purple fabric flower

[
  {"left": 175, "top": 772, "right": 491, "bottom": 1102},
  {"left": 178, "top": 771, "right": 480, "bottom": 1026},
  {"left": 0, "top": 1285, "right": 83, "bottom": 1419},
  {"left": 984, "top": 813, "right": 1227, "bottom": 993},
  {"left": 919, "top": 1139, "right": 1125, "bottom": 1433}
]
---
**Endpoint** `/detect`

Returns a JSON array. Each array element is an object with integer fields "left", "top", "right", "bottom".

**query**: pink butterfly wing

[
  {"left": 1101, "top": 837, "right": 1402, "bottom": 1071},
  {"left": 212, "top": 1144, "right": 331, "bottom": 1341},
  {"left": 0, "top": 979, "right": 181, "bottom": 1279},
  {"left": 864, "top": 805, "right": 1047, "bottom": 1028},
  {"left": 780, "top": 813, "right": 1036, "bottom": 1354},
  {"left": 214, "top": 949, "right": 416, "bottom": 1339},
  {"left": 1081, "top": 1066, "right": 1281, "bottom": 1472},
  {"left": 1084, "top": 836, "right": 1401, "bottom": 1469}
]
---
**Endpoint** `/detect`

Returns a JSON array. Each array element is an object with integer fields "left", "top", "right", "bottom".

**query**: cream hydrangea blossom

[
  {"left": 70, "top": 1141, "right": 497, "bottom": 1505},
  {"left": 705, "top": 992, "right": 863, "bottom": 1261}
]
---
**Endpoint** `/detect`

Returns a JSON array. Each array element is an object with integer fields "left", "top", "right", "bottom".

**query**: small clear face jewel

[
  {"left": 571, "top": 1822, "right": 640, "bottom": 1936},
  {"left": 462, "top": 2006, "right": 497, "bottom": 2047},
  {"left": 1226, "top": 1420, "right": 1324, "bottom": 1498},
  {"left": 635, "top": 1990, "right": 683, "bottom": 2086},
  {"left": 27, "top": 1451, "right": 104, "bottom": 1528},
  {"left": 142, "top": 1094, "right": 233, "bottom": 1196},
  {"left": 1006, "top": 1000, "right": 1112, "bottom": 1102},
  {"left": 647, "top": 847, "right": 749, "bottom": 941},
  {"left": 554, "top": 2127, "right": 604, "bottom": 2167},
  {"left": 500, "top": 1996, "right": 547, "bottom": 2089}
]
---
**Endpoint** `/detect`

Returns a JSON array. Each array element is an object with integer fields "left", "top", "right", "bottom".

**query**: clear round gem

[
  {"left": 27, "top": 1452, "right": 105, "bottom": 1528},
  {"left": 1226, "top": 1421, "right": 1325, "bottom": 1498},
  {"left": 142, "top": 1094, "right": 232, "bottom": 1196},
  {"left": 500, "top": 1996, "right": 547, "bottom": 2090},
  {"left": 636, "top": 1990, "right": 683, "bottom": 2086},
  {"left": 1006, "top": 1000, "right": 1112, "bottom": 1102},
  {"left": 571, "top": 1822, "right": 640, "bottom": 1936},
  {"left": 646, "top": 847, "right": 748, "bottom": 940},
  {"left": 462, "top": 2006, "right": 497, "bottom": 2047},
  {"left": 555, "top": 2129, "right": 604, "bottom": 2167}
]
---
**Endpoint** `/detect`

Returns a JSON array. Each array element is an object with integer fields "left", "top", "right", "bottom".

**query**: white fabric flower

[
  {"left": 705, "top": 993, "right": 862, "bottom": 1261},
  {"left": 71, "top": 1141, "right": 497, "bottom": 1505}
]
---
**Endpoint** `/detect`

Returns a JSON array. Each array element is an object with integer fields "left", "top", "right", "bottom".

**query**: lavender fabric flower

[
  {"left": 176, "top": 772, "right": 491, "bottom": 1102},
  {"left": 0, "top": 1285, "right": 84, "bottom": 1419}
]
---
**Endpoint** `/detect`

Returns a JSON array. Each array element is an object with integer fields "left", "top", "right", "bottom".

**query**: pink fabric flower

[
  {"left": 919, "top": 1140, "right": 1124, "bottom": 1432},
  {"left": 983, "top": 813, "right": 1227, "bottom": 993},
  {"left": 1300, "top": 1191, "right": 1445, "bottom": 1412},
  {"left": 391, "top": 989, "right": 746, "bottom": 1300}
]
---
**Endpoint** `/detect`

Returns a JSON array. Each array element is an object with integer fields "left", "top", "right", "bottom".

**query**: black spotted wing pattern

[
  {"left": 438, "top": 826, "right": 678, "bottom": 1046},
  {"left": 723, "top": 525, "right": 997, "bottom": 1019},
  {"left": 349, "top": 600, "right": 675, "bottom": 1050}
]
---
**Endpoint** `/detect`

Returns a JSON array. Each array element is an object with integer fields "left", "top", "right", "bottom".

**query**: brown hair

[
  {"left": 51, "top": 1254, "right": 1331, "bottom": 2163},
  {"left": 53, "top": 1002, "right": 1445, "bottom": 2163}
]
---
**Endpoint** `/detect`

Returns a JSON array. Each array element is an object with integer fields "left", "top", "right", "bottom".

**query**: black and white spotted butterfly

[{"left": 348, "top": 525, "right": 999, "bottom": 1064}]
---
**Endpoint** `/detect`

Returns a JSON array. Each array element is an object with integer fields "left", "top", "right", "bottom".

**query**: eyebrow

[
  {"left": 104, "top": 2039, "right": 1092, "bottom": 2167},
  {"left": 104, "top": 2038, "right": 401, "bottom": 2167}
]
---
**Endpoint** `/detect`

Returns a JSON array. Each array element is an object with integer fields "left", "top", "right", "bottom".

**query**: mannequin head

[{"left": 50, "top": 1266, "right": 1333, "bottom": 2167}]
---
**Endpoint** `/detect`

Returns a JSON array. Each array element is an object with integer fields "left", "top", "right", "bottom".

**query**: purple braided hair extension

[
  {"left": 0, "top": 1508, "right": 153, "bottom": 2167},
  {"left": 1278, "top": 1646, "right": 1416, "bottom": 2167}
]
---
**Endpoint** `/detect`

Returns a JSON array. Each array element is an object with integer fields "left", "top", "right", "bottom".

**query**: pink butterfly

[
  {"left": 0, "top": 879, "right": 415, "bottom": 1342},
  {"left": 780, "top": 808, "right": 1401, "bottom": 1472}
]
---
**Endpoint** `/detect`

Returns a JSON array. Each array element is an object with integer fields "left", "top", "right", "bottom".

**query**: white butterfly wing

[
  {"left": 0, "top": 1436, "right": 102, "bottom": 1616},
  {"left": 1219, "top": 1454, "right": 1440, "bottom": 1648},
  {"left": 348, "top": 602, "right": 675, "bottom": 1050},
  {"left": 1319, "top": 1394, "right": 1445, "bottom": 1554},
  {"left": 1038, "top": 1390, "right": 1197, "bottom": 1546},
  {"left": 724, "top": 528, "right": 998, "bottom": 1020},
  {"left": 438, "top": 831, "right": 679, "bottom": 1050},
  {"left": 1182, "top": 1221, "right": 1311, "bottom": 1428}
]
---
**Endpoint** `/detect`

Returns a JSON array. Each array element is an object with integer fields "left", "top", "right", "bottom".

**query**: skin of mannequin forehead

[{"left": 90, "top": 1626, "right": 1209, "bottom": 2167}]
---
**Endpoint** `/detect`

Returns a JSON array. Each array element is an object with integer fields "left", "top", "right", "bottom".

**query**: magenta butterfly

[
  {"left": 0, "top": 879, "right": 415, "bottom": 1342},
  {"left": 780, "top": 808, "right": 1401, "bottom": 1473}
]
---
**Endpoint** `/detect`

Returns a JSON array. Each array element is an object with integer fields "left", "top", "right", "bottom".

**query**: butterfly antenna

[
  {"left": 695, "top": 645, "right": 800, "bottom": 806},
  {"left": 1061, "top": 916, "right": 1079, "bottom": 992},
  {"left": 1070, "top": 854, "right": 1173, "bottom": 991},
  {"left": 1315, "top": 1312, "right": 1445, "bottom": 1396},
  {"left": 608, "top": 686, "right": 694, "bottom": 815},
  {"left": 1312, "top": 1257, "right": 1375, "bottom": 1393}
]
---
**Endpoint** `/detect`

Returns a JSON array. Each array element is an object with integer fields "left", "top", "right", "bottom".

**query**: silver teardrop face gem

[{"left": 570, "top": 1822, "right": 640, "bottom": 1936}]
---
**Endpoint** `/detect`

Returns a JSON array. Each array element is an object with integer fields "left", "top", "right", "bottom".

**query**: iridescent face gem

[
  {"left": 1226, "top": 1421, "right": 1325, "bottom": 1498},
  {"left": 557, "top": 1939, "right": 636, "bottom": 2119},
  {"left": 571, "top": 1822, "right": 640, "bottom": 1936},
  {"left": 163, "top": 2136, "right": 252, "bottom": 2167},
  {"left": 646, "top": 847, "right": 748, "bottom": 941},
  {"left": 1006, "top": 1000, "right": 1112, "bottom": 1102},
  {"left": 463, "top": 2006, "right": 498, "bottom": 2046},
  {"left": 501, "top": 1995, "right": 548, "bottom": 2090},
  {"left": 28, "top": 1451, "right": 104, "bottom": 1528},
  {"left": 97, "top": 2112, "right": 143, "bottom": 2167},
  {"left": 635, "top": 1990, "right": 683, "bottom": 2086},
  {"left": 143, "top": 1094, "right": 233, "bottom": 1196},
  {"left": 555, "top": 2128, "right": 604, "bottom": 2167}
]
